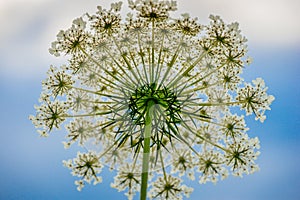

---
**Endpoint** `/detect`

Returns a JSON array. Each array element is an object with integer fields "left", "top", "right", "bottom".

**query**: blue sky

[{"left": 0, "top": 0, "right": 299, "bottom": 199}]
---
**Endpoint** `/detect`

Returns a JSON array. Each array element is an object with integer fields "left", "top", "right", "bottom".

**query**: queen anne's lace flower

[
  {"left": 171, "top": 149, "right": 195, "bottom": 180},
  {"left": 30, "top": 94, "right": 68, "bottom": 134},
  {"left": 149, "top": 174, "right": 193, "bottom": 200},
  {"left": 31, "top": 0, "right": 274, "bottom": 199},
  {"left": 129, "top": 0, "right": 177, "bottom": 21},
  {"left": 225, "top": 135, "right": 260, "bottom": 176},
  {"left": 49, "top": 17, "right": 88, "bottom": 56},
  {"left": 111, "top": 163, "right": 141, "bottom": 200},
  {"left": 237, "top": 78, "right": 274, "bottom": 122},
  {"left": 88, "top": 3, "right": 122, "bottom": 34},
  {"left": 172, "top": 13, "right": 201, "bottom": 36},
  {"left": 64, "top": 118, "right": 95, "bottom": 147},
  {"left": 63, "top": 151, "right": 103, "bottom": 190},
  {"left": 197, "top": 150, "right": 227, "bottom": 184},
  {"left": 42, "top": 66, "right": 74, "bottom": 97},
  {"left": 219, "top": 114, "right": 248, "bottom": 139}
]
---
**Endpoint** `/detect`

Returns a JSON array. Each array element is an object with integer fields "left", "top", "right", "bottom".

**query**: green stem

[
  {"left": 151, "top": 20, "right": 155, "bottom": 83},
  {"left": 140, "top": 101, "right": 154, "bottom": 200},
  {"left": 197, "top": 101, "right": 243, "bottom": 106}
]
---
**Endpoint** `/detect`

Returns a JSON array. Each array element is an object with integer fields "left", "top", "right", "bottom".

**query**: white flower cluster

[
  {"left": 49, "top": 18, "right": 88, "bottom": 56},
  {"left": 30, "top": 94, "right": 68, "bottom": 134},
  {"left": 63, "top": 151, "right": 103, "bottom": 191},
  {"left": 30, "top": 0, "right": 274, "bottom": 199},
  {"left": 42, "top": 66, "right": 74, "bottom": 97},
  {"left": 149, "top": 174, "right": 193, "bottom": 200},
  {"left": 237, "top": 78, "right": 275, "bottom": 122},
  {"left": 128, "top": 0, "right": 177, "bottom": 21},
  {"left": 111, "top": 163, "right": 141, "bottom": 200}
]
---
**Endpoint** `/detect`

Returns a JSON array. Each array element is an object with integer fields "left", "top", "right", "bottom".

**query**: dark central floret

[{"left": 128, "top": 83, "right": 181, "bottom": 126}]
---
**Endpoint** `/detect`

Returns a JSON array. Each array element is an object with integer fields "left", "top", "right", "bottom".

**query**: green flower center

[
  {"left": 104, "top": 22, "right": 112, "bottom": 30},
  {"left": 128, "top": 83, "right": 181, "bottom": 126},
  {"left": 149, "top": 12, "right": 158, "bottom": 19}
]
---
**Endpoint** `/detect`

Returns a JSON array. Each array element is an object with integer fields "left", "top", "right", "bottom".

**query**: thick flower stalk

[{"left": 30, "top": 0, "right": 274, "bottom": 199}]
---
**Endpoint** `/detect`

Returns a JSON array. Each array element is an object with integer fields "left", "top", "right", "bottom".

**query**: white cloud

[
  {"left": 0, "top": 0, "right": 299, "bottom": 80},
  {"left": 176, "top": 0, "right": 300, "bottom": 46},
  {"left": 0, "top": 0, "right": 109, "bottom": 79}
]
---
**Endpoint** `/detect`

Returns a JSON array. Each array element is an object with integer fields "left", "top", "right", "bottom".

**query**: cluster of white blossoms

[{"left": 30, "top": 0, "right": 274, "bottom": 199}]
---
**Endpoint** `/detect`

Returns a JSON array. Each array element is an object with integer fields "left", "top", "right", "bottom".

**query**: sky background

[{"left": 0, "top": 0, "right": 299, "bottom": 199}]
